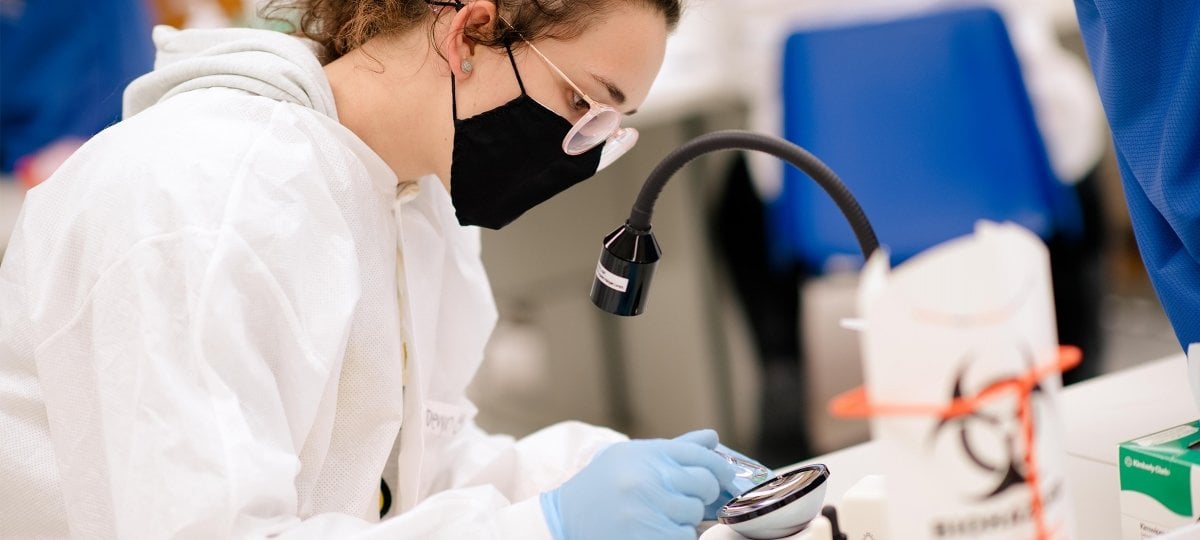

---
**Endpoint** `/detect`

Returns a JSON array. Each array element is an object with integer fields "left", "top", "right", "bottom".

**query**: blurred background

[{"left": 0, "top": 0, "right": 1180, "bottom": 468}]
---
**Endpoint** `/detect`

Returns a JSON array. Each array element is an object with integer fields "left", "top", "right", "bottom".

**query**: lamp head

[{"left": 589, "top": 223, "right": 661, "bottom": 316}]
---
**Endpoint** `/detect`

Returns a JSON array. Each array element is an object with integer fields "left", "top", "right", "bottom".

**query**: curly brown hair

[{"left": 263, "top": 0, "right": 682, "bottom": 62}]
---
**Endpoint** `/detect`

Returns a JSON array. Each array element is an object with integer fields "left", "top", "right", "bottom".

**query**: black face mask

[{"left": 448, "top": 44, "right": 604, "bottom": 230}]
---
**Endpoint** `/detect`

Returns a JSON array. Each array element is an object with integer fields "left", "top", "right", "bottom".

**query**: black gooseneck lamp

[{"left": 589, "top": 130, "right": 881, "bottom": 316}]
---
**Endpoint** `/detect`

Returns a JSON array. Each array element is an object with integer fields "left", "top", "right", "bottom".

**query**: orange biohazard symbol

[{"left": 829, "top": 345, "right": 1081, "bottom": 540}]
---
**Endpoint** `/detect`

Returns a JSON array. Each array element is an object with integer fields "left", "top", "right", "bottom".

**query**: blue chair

[
  {"left": 0, "top": 0, "right": 153, "bottom": 172},
  {"left": 768, "top": 7, "right": 1082, "bottom": 272}
]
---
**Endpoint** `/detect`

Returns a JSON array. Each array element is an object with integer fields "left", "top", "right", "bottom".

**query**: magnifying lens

[{"left": 716, "top": 464, "right": 831, "bottom": 540}]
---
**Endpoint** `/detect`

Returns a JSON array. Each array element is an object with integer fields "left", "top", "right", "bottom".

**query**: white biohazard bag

[{"left": 834, "top": 222, "right": 1077, "bottom": 539}]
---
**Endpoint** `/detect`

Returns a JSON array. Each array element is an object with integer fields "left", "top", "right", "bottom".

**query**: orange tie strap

[{"left": 828, "top": 345, "right": 1082, "bottom": 540}]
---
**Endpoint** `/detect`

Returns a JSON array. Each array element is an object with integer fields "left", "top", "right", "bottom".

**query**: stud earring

[{"left": 461, "top": 58, "right": 474, "bottom": 73}]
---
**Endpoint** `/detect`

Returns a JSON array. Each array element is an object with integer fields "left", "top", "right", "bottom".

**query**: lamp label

[{"left": 596, "top": 262, "right": 629, "bottom": 292}]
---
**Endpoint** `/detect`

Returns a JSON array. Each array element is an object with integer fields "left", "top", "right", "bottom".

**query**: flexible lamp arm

[
  {"left": 630, "top": 130, "right": 878, "bottom": 254},
  {"left": 590, "top": 130, "right": 881, "bottom": 316}
]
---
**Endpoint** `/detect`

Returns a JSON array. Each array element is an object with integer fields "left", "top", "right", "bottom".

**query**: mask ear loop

[
  {"left": 503, "top": 41, "right": 527, "bottom": 95},
  {"left": 450, "top": 73, "right": 459, "bottom": 120},
  {"left": 439, "top": 1, "right": 526, "bottom": 120},
  {"left": 432, "top": 0, "right": 466, "bottom": 120},
  {"left": 450, "top": 41, "right": 526, "bottom": 122}
]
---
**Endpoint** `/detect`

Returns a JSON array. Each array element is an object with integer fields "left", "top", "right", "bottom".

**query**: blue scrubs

[{"left": 1075, "top": 1, "right": 1200, "bottom": 348}]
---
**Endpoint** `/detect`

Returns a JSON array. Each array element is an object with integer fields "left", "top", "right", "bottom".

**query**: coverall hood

[{"left": 123, "top": 25, "right": 336, "bottom": 120}]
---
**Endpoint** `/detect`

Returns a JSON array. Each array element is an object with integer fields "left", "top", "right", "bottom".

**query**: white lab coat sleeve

[
  {"left": 279, "top": 488, "right": 552, "bottom": 540},
  {"left": 33, "top": 225, "right": 359, "bottom": 539},
  {"left": 337, "top": 420, "right": 626, "bottom": 539},
  {"left": 436, "top": 420, "right": 629, "bottom": 502}
]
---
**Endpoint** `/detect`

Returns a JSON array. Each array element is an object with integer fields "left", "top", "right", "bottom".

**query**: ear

[{"left": 445, "top": 1, "right": 499, "bottom": 79}]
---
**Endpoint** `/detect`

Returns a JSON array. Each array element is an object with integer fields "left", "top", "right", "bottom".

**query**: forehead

[{"left": 531, "top": 4, "right": 669, "bottom": 110}]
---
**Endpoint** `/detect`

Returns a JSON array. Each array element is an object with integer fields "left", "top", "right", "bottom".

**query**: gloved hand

[{"left": 540, "top": 429, "right": 738, "bottom": 540}]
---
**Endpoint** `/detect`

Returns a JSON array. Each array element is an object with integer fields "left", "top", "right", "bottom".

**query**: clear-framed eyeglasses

[{"left": 501, "top": 17, "right": 639, "bottom": 170}]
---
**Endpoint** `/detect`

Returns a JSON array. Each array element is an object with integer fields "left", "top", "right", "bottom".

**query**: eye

[{"left": 569, "top": 92, "right": 589, "bottom": 112}]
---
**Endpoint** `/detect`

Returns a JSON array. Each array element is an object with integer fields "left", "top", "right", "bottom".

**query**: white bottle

[{"left": 837, "top": 475, "right": 888, "bottom": 540}]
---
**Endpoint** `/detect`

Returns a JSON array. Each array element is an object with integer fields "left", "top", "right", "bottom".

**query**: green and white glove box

[{"left": 1119, "top": 421, "right": 1200, "bottom": 539}]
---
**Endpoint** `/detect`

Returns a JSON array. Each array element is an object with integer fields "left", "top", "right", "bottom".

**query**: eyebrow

[{"left": 590, "top": 73, "right": 637, "bottom": 115}]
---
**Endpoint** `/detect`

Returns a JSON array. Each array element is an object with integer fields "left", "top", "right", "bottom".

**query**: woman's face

[{"left": 461, "top": 3, "right": 670, "bottom": 124}]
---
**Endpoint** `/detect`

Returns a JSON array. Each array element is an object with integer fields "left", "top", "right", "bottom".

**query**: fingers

[
  {"left": 662, "top": 465, "right": 721, "bottom": 504},
  {"left": 664, "top": 524, "right": 703, "bottom": 540},
  {"left": 652, "top": 472, "right": 707, "bottom": 526},
  {"left": 714, "top": 443, "right": 749, "bottom": 461},
  {"left": 661, "top": 440, "right": 736, "bottom": 488},
  {"left": 658, "top": 493, "right": 706, "bottom": 527},
  {"left": 673, "top": 428, "right": 719, "bottom": 449}
]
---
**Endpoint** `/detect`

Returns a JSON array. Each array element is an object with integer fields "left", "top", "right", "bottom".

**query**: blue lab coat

[{"left": 1075, "top": 1, "right": 1200, "bottom": 348}]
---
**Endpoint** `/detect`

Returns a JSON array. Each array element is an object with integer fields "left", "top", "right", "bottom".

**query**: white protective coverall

[{"left": 0, "top": 26, "right": 623, "bottom": 539}]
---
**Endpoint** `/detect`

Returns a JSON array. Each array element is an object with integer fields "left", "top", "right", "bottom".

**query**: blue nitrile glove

[{"left": 540, "top": 429, "right": 737, "bottom": 540}]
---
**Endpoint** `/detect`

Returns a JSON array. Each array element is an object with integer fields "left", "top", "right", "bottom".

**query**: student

[{"left": 0, "top": 1, "right": 750, "bottom": 538}]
